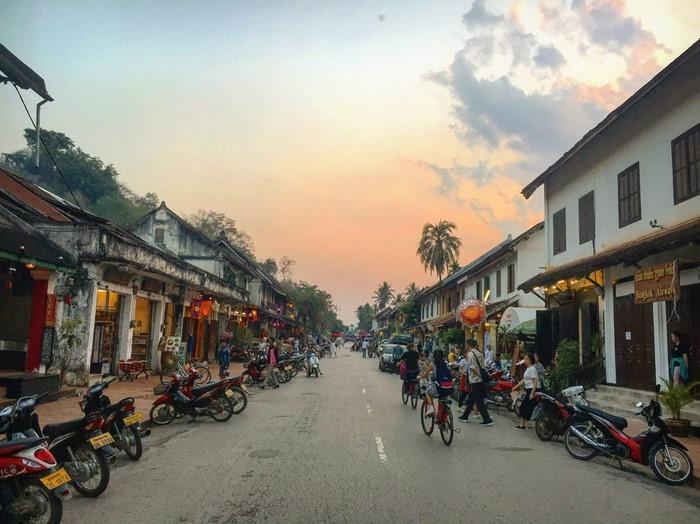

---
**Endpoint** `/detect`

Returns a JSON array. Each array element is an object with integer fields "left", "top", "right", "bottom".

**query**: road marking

[
  {"left": 362, "top": 388, "right": 366, "bottom": 395},
  {"left": 366, "top": 403, "right": 372, "bottom": 414},
  {"left": 374, "top": 437, "right": 388, "bottom": 464}
]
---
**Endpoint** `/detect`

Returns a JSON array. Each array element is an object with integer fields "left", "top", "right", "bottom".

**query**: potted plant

[{"left": 658, "top": 378, "right": 700, "bottom": 437}]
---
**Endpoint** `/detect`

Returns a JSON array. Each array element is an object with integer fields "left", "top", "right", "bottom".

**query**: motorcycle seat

[
  {"left": 580, "top": 405, "right": 627, "bottom": 430},
  {"left": 43, "top": 417, "right": 88, "bottom": 438},
  {"left": 191, "top": 381, "right": 221, "bottom": 395},
  {"left": 0, "top": 436, "right": 46, "bottom": 455}
]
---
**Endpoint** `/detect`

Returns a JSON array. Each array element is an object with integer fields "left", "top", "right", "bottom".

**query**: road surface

[{"left": 63, "top": 347, "right": 700, "bottom": 523}]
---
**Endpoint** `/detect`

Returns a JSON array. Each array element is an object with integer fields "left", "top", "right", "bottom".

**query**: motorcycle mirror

[{"left": 635, "top": 401, "right": 643, "bottom": 408}]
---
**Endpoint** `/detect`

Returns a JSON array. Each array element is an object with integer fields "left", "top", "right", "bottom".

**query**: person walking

[
  {"left": 266, "top": 338, "right": 280, "bottom": 389},
  {"left": 669, "top": 330, "right": 689, "bottom": 386},
  {"left": 457, "top": 339, "right": 493, "bottom": 426},
  {"left": 361, "top": 338, "right": 369, "bottom": 358},
  {"left": 330, "top": 340, "right": 338, "bottom": 358},
  {"left": 512, "top": 353, "right": 539, "bottom": 430},
  {"left": 217, "top": 339, "right": 231, "bottom": 380},
  {"left": 456, "top": 348, "right": 470, "bottom": 408}
]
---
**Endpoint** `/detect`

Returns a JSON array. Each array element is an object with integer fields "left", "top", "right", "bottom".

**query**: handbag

[{"left": 473, "top": 351, "right": 490, "bottom": 383}]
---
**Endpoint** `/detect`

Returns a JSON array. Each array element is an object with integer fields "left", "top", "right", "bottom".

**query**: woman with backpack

[{"left": 418, "top": 349, "right": 454, "bottom": 416}]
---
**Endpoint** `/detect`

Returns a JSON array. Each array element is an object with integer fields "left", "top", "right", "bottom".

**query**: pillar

[
  {"left": 26, "top": 278, "right": 49, "bottom": 372},
  {"left": 151, "top": 300, "right": 166, "bottom": 371},
  {"left": 117, "top": 293, "right": 136, "bottom": 361},
  {"left": 603, "top": 269, "right": 616, "bottom": 383},
  {"left": 653, "top": 301, "right": 669, "bottom": 384}
]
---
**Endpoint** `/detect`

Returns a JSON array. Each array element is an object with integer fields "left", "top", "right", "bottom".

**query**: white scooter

[{"left": 305, "top": 350, "right": 321, "bottom": 378}]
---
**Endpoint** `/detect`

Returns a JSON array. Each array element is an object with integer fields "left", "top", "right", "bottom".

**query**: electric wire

[{"left": 12, "top": 83, "right": 84, "bottom": 211}]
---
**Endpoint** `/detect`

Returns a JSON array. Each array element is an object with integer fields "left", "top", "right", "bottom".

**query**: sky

[{"left": 1, "top": 0, "right": 698, "bottom": 325}]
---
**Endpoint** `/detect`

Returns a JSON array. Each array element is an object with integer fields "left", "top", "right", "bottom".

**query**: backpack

[{"left": 435, "top": 363, "right": 454, "bottom": 394}]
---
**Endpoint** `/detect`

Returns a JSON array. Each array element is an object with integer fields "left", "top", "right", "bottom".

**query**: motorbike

[
  {"left": 80, "top": 377, "right": 149, "bottom": 461},
  {"left": 305, "top": 350, "right": 321, "bottom": 378},
  {"left": 561, "top": 385, "right": 589, "bottom": 406},
  {"left": 485, "top": 369, "right": 517, "bottom": 410},
  {"left": 149, "top": 370, "right": 237, "bottom": 425},
  {"left": 564, "top": 385, "right": 694, "bottom": 485},
  {"left": 241, "top": 353, "right": 285, "bottom": 387},
  {"left": 1, "top": 393, "right": 114, "bottom": 498},
  {"left": 531, "top": 391, "right": 576, "bottom": 441},
  {"left": 0, "top": 397, "right": 72, "bottom": 524}
]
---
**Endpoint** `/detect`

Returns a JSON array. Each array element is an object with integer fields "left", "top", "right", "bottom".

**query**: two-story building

[{"left": 520, "top": 40, "right": 700, "bottom": 390}]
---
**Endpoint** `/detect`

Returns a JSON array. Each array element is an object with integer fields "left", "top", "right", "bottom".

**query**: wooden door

[
  {"left": 614, "top": 295, "right": 655, "bottom": 389},
  {"left": 666, "top": 283, "right": 700, "bottom": 385}
]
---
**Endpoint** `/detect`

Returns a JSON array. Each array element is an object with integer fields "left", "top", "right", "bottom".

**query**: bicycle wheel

[
  {"left": 401, "top": 383, "right": 409, "bottom": 405},
  {"left": 410, "top": 386, "right": 419, "bottom": 409},
  {"left": 420, "top": 400, "right": 434, "bottom": 435},
  {"left": 194, "top": 365, "right": 211, "bottom": 385},
  {"left": 439, "top": 406, "right": 454, "bottom": 446}
]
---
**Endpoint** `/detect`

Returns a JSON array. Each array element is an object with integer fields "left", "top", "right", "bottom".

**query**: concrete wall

[{"left": 545, "top": 91, "right": 700, "bottom": 268}]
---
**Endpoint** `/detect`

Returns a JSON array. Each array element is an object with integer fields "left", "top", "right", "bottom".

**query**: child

[{"left": 217, "top": 339, "right": 231, "bottom": 379}]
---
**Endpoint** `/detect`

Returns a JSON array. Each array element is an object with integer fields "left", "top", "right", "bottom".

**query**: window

[
  {"left": 618, "top": 163, "right": 641, "bottom": 227},
  {"left": 476, "top": 280, "right": 482, "bottom": 299},
  {"left": 154, "top": 227, "right": 165, "bottom": 245},
  {"left": 578, "top": 191, "right": 595, "bottom": 244},
  {"left": 552, "top": 208, "right": 566, "bottom": 255},
  {"left": 483, "top": 276, "right": 490, "bottom": 296},
  {"left": 496, "top": 269, "right": 502, "bottom": 297},
  {"left": 672, "top": 124, "right": 700, "bottom": 204},
  {"left": 507, "top": 263, "right": 515, "bottom": 293}
]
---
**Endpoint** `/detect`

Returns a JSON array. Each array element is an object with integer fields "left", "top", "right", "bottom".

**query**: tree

[
  {"left": 417, "top": 220, "right": 462, "bottom": 281},
  {"left": 449, "top": 260, "right": 461, "bottom": 275},
  {"left": 280, "top": 256, "right": 296, "bottom": 281},
  {"left": 1, "top": 128, "right": 159, "bottom": 226},
  {"left": 187, "top": 209, "right": 254, "bottom": 258},
  {"left": 355, "top": 303, "right": 375, "bottom": 332},
  {"left": 258, "top": 258, "right": 278, "bottom": 276},
  {"left": 392, "top": 293, "right": 404, "bottom": 306},
  {"left": 284, "top": 280, "right": 345, "bottom": 334},
  {"left": 373, "top": 282, "right": 394, "bottom": 310},
  {"left": 405, "top": 282, "right": 420, "bottom": 299}
]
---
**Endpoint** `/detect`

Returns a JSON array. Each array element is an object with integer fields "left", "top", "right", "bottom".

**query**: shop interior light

[
  {"left": 25, "top": 263, "right": 36, "bottom": 269},
  {"left": 557, "top": 280, "right": 566, "bottom": 285}
]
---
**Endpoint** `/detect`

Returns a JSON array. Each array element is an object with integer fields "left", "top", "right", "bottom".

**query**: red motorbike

[
  {"left": 0, "top": 398, "right": 72, "bottom": 523},
  {"left": 485, "top": 370, "right": 517, "bottom": 411},
  {"left": 564, "top": 385, "right": 694, "bottom": 485},
  {"left": 531, "top": 391, "right": 576, "bottom": 441}
]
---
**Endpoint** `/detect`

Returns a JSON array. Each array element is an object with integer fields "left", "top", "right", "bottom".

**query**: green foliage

[
  {"left": 355, "top": 303, "right": 375, "bottom": 332},
  {"left": 438, "top": 327, "right": 464, "bottom": 346},
  {"left": 1, "top": 128, "right": 159, "bottom": 226},
  {"left": 659, "top": 378, "right": 700, "bottom": 420},
  {"left": 187, "top": 209, "right": 255, "bottom": 258},
  {"left": 550, "top": 339, "right": 580, "bottom": 392},
  {"left": 55, "top": 316, "right": 84, "bottom": 371},
  {"left": 257, "top": 258, "right": 278, "bottom": 276},
  {"left": 284, "top": 281, "right": 345, "bottom": 334},
  {"left": 373, "top": 282, "right": 394, "bottom": 310},
  {"left": 417, "top": 220, "right": 462, "bottom": 281}
]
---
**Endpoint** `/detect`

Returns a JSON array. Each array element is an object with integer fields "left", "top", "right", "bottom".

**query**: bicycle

[
  {"left": 160, "top": 354, "right": 211, "bottom": 385},
  {"left": 420, "top": 396, "right": 455, "bottom": 446},
  {"left": 401, "top": 377, "right": 420, "bottom": 410}
]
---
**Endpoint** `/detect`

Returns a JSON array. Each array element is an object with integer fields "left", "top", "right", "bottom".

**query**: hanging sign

[{"left": 634, "top": 261, "right": 680, "bottom": 304}]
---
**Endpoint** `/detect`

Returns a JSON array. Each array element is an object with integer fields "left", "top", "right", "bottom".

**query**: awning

[
  {"left": 519, "top": 216, "right": 700, "bottom": 291},
  {"left": 486, "top": 296, "right": 519, "bottom": 318}
]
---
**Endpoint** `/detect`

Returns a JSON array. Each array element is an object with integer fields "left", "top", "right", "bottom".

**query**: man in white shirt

[
  {"left": 458, "top": 339, "right": 494, "bottom": 426},
  {"left": 361, "top": 339, "right": 369, "bottom": 358}
]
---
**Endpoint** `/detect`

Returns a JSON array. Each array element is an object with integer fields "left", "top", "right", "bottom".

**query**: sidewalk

[{"left": 35, "top": 362, "right": 245, "bottom": 426}]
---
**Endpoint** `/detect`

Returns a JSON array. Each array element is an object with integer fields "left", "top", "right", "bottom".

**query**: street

[{"left": 63, "top": 347, "right": 700, "bottom": 524}]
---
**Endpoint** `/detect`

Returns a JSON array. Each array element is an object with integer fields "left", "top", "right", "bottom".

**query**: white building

[{"left": 520, "top": 40, "right": 700, "bottom": 390}]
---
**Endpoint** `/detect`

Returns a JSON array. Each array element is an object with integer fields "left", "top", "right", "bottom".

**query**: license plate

[
  {"left": 225, "top": 389, "right": 234, "bottom": 398},
  {"left": 239, "top": 384, "right": 248, "bottom": 392},
  {"left": 89, "top": 433, "right": 115, "bottom": 449},
  {"left": 123, "top": 413, "right": 143, "bottom": 426},
  {"left": 285, "top": 366, "right": 292, "bottom": 371},
  {"left": 40, "top": 468, "right": 71, "bottom": 489}
]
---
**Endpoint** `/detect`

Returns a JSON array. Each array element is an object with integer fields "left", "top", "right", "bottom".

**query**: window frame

[
  {"left": 552, "top": 208, "right": 566, "bottom": 255},
  {"left": 507, "top": 264, "right": 515, "bottom": 294},
  {"left": 476, "top": 280, "right": 482, "bottom": 300},
  {"left": 672, "top": 123, "right": 700, "bottom": 205},
  {"left": 154, "top": 227, "right": 165, "bottom": 245},
  {"left": 496, "top": 269, "right": 502, "bottom": 297},
  {"left": 578, "top": 190, "right": 595, "bottom": 244},
  {"left": 618, "top": 163, "right": 641, "bottom": 228}
]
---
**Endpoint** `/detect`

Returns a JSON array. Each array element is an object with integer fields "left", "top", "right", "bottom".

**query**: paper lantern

[{"left": 457, "top": 298, "right": 486, "bottom": 327}]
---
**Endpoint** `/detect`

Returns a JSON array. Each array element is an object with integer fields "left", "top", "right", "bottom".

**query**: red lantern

[{"left": 457, "top": 298, "right": 485, "bottom": 327}]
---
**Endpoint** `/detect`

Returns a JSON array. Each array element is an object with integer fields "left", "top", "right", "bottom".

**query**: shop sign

[
  {"left": 103, "top": 267, "right": 133, "bottom": 286},
  {"left": 45, "top": 294, "right": 57, "bottom": 327},
  {"left": 141, "top": 278, "right": 164, "bottom": 294},
  {"left": 634, "top": 261, "right": 680, "bottom": 304}
]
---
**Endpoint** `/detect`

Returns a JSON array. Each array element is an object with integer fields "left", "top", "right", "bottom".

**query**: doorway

[
  {"left": 614, "top": 294, "right": 655, "bottom": 389},
  {"left": 90, "top": 290, "right": 121, "bottom": 374}
]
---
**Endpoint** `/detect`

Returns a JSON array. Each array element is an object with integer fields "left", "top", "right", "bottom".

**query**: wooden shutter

[
  {"left": 553, "top": 208, "right": 566, "bottom": 255},
  {"left": 507, "top": 264, "right": 515, "bottom": 293},
  {"left": 672, "top": 124, "right": 700, "bottom": 204},
  {"left": 578, "top": 191, "right": 595, "bottom": 244},
  {"left": 618, "top": 163, "right": 641, "bottom": 228},
  {"left": 496, "top": 269, "right": 502, "bottom": 297}
]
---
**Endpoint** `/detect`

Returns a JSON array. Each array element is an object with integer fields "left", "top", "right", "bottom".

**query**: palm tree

[
  {"left": 449, "top": 260, "right": 461, "bottom": 275},
  {"left": 417, "top": 220, "right": 462, "bottom": 281},
  {"left": 405, "top": 282, "right": 420, "bottom": 299},
  {"left": 392, "top": 293, "right": 405, "bottom": 306},
  {"left": 373, "top": 282, "right": 394, "bottom": 310}
]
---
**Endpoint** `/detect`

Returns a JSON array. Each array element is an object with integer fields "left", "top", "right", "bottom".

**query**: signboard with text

[{"left": 634, "top": 261, "right": 680, "bottom": 304}]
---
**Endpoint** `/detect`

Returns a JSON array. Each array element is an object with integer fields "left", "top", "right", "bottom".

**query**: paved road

[{"left": 64, "top": 347, "right": 700, "bottom": 523}]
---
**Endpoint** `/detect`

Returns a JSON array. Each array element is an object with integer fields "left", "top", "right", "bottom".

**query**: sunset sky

[{"left": 1, "top": 1, "right": 698, "bottom": 324}]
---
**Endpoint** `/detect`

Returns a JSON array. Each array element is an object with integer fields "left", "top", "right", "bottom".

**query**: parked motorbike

[
  {"left": 80, "top": 378, "right": 148, "bottom": 461},
  {"left": 149, "top": 370, "right": 236, "bottom": 425},
  {"left": 561, "top": 385, "right": 589, "bottom": 406},
  {"left": 1, "top": 393, "right": 114, "bottom": 498},
  {"left": 564, "top": 385, "right": 694, "bottom": 485},
  {"left": 485, "top": 369, "right": 517, "bottom": 410},
  {"left": 531, "top": 391, "right": 576, "bottom": 441},
  {"left": 305, "top": 350, "right": 321, "bottom": 378},
  {"left": 0, "top": 397, "right": 71, "bottom": 524}
]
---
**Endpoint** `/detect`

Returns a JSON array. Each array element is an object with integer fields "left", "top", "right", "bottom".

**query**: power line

[{"left": 12, "top": 83, "right": 84, "bottom": 211}]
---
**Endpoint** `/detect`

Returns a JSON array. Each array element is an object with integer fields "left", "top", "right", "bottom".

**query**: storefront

[
  {"left": 89, "top": 289, "right": 122, "bottom": 374},
  {"left": 131, "top": 296, "right": 156, "bottom": 362}
]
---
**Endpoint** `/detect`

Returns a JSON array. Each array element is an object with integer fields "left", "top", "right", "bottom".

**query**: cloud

[
  {"left": 463, "top": 0, "right": 503, "bottom": 28},
  {"left": 572, "top": 0, "right": 654, "bottom": 48},
  {"left": 533, "top": 45, "right": 566, "bottom": 69},
  {"left": 417, "top": 160, "right": 497, "bottom": 196}
]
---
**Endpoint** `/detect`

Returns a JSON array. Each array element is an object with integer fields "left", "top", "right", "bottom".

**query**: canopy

[
  {"left": 509, "top": 318, "right": 536, "bottom": 336},
  {"left": 499, "top": 307, "right": 542, "bottom": 331}
]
